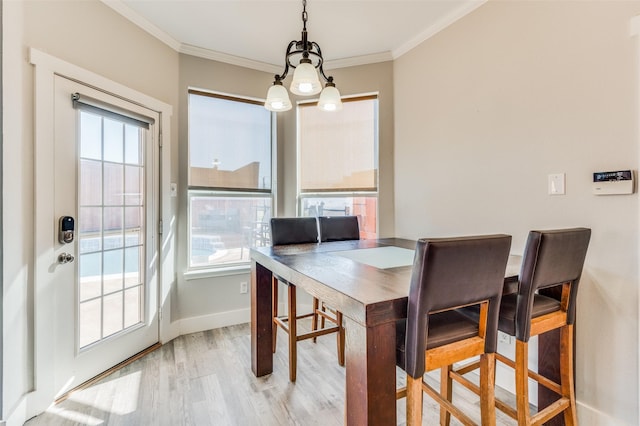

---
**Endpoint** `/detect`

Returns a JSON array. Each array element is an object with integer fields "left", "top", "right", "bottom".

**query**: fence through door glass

[{"left": 78, "top": 110, "right": 145, "bottom": 349}]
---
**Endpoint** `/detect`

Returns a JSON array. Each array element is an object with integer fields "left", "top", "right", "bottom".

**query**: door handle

[{"left": 58, "top": 253, "right": 75, "bottom": 264}]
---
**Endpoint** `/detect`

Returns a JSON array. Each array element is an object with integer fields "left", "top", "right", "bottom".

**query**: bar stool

[
  {"left": 311, "top": 215, "right": 361, "bottom": 347},
  {"left": 452, "top": 228, "right": 591, "bottom": 425},
  {"left": 270, "top": 217, "right": 344, "bottom": 382},
  {"left": 395, "top": 234, "right": 512, "bottom": 425}
]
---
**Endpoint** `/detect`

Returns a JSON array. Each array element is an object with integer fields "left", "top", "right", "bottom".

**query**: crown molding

[
  {"left": 322, "top": 52, "right": 394, "bottom": 71},
  {"left": 101, "top": 0, "right": 182, "bottom": 51},
  {"left": 103, "top": 0, "right": 482, "bottom": 72},
  {"left": 178, "top": 44, "right": 282, "bottom": 74},
  {"left": 179, "top": 44, "right": 392, "bottom": 73},
  {"left": 392, "top": 0, "right": 488, "bottom": 59}
]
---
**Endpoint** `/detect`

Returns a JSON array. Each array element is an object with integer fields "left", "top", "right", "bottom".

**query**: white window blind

[
  {"left": 188, "top": 90, "right": 272, "bottom": 191},
  {"left": 298, "top": 96, "right": 378, "bottom": 192}
]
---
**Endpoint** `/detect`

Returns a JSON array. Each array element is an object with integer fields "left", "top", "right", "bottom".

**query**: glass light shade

[
  {"left": 317, "top": 85, "right": 343, "bottom": 111},
  {"left": 290, "top": 62, "right": 322, "bottom": 96},
  {"left": 264, "top": 83, "right": 292, "bottom": 112}
]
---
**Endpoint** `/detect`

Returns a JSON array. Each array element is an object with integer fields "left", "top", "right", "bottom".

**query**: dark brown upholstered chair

[
  {"left": 270, "top": 217, "right": 343, "bottom": 381},
  {"left": 312, "top": 215, "right": 360, "bottom": 347},
  {"left": 395, "top": 234, "right": 512, "bottom": 426},
  {"left": 318, "top": 215, "right": 360, "bottom": 242},
  {"left": 452, "top": 228, "right": 591, "bottom": 426},
  {"left": 270, "top": 217, "right": 318, "bottom": 246}
]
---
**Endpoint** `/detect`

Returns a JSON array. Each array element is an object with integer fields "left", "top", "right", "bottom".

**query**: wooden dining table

[{"left": 250, "top": 238, "right": 522, "bottom": 425}]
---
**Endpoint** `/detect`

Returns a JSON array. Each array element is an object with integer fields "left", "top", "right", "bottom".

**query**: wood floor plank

[{"left": 25, "top": 321, "right": 519, "bottom": 425}]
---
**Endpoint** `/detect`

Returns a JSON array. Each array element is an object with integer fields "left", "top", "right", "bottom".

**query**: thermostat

[{"left": 592, "top": 170, "right": 634, "bottom": 195}]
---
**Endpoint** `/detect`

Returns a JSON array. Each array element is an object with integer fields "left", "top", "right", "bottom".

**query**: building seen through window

[{"left": 188, "top": 91, "right": 273, "bottom": 268}]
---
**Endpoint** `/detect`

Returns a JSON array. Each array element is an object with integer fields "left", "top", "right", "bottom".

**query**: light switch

[
  {"left": 548, "top": 173, "right": 565, "bottom": 195},
  {"left": 170, "top": 183, "right": 178, "bottom": 197}
]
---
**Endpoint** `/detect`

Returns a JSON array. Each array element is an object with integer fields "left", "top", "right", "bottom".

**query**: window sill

[{"left": 183, "top": 264, "right": 251, "bottom": 281}]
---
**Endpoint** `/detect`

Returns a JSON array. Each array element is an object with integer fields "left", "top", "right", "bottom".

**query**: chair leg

[
  {"left": 311, "top": 297, "right": 319, "bottom": 343},
  {"left": 288, "top": 284, "right": 297, "bottom": 382},
  {"left": 336, "top": 310, "right": 345, "bottom": 366},
  {"left": 479, "top": 353, "right": 497, "bottom": 426},
  {"left": 272, "top": 277, "right": 278, "bottom": 353},
  {"left": 440, "top": 365, "right": 452, "bottom": 426},
  {"left": 561, "top": 325, "right": 577, "bottom": 426},
  {"left": 406, "top": 375, "right": 423, "bottom": 426},
  {"left": 515, "top": 340, "right": 532, "bottom": 426}
]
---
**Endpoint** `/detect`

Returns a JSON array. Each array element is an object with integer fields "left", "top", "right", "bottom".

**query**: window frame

[{"left": 187, "top": 89, "right": 276, "bottom": 272}]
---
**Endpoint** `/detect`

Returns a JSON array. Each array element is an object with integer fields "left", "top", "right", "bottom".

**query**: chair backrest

[
  {"left": 404, "top": 234, "right": 512, "bottom": 378},
  {"left": 318, "top": 216, "right": 360, "bottom": 242},
  {"left": 515, "top": 228, "right": 591, "bottom": 340},
  {"left": 270, "top": 217, "right": 319, "bottom": 246}
]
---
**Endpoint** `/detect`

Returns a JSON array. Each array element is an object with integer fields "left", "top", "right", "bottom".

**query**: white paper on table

[{"left": 330, "top": 246, "right": 415, "bottom": 269}]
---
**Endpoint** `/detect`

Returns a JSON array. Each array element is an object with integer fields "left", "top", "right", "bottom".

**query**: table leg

[
  {"left": 344, "top": 316, "right": 397, "bottom": 425},
  {"left": 251, "top": 261, "right": 273, "bottom": 376},
  {"left": 538, "top": 328, "right": 564, "bottom": 426}
]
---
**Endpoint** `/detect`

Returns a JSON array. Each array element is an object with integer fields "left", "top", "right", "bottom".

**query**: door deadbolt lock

[
  {"left": 58, "top": 253, "right": 75, "bottom": 264},
  {"left": 58, "top": 216, "right": 75, "bottom": 244}
]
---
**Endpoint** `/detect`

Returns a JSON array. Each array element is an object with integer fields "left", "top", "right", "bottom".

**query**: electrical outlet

[
  {"left": 240, "top": 281, "right": 248, "bottom": 294},
  {"left": 498, "top": 332, "right": 513, "bottom": 344}
]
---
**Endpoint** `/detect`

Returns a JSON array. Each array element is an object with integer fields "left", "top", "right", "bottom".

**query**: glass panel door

[{"left": 78, "top": 112, "right": 146, "bottom": 349}]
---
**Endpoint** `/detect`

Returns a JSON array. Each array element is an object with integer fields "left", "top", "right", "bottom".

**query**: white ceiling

[{"left": 104, "top": 0, "right": 486, "bottom": 73}]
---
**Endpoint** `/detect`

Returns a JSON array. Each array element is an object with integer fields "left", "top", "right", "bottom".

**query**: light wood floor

[{"left": 25, "top": 321, "right": 518, "bottom": 425}]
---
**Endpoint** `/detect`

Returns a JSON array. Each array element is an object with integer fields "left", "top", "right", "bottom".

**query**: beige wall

[
  {"left": 394, "top": 1, "right": 640, "bottom": 424},
  {"left": 4, "top": 1, "right": 179, "bottom": 423}
]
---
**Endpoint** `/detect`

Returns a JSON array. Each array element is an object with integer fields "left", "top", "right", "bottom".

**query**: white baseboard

[
  {"left": 494, "top": 367, "right": 629, "bottom": 426},
  {"left": 177, "top": 307, "right": 252, "bottom": 335},
  {"left": 160, "top": 314, "right": 181, "bottom": 344},
  {"left": 176, "top": 303, "right": 316, "bottom": 336},
  {"left": 445, "top": 370, "right": 627, "bottom": 425},
  {"left": 576, "top": 401, "right": 631, "bottom": 426},
  {"left": 3, "top": 394, "right": 29, "bottom": 426}
]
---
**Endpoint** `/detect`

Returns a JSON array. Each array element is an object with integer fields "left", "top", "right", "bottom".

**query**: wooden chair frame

[
  {"left": 450, "top": 282, "right": 576, "bottom": 426},
  {"left": 272, "top": 276, "right": 345, "bottom": 382},
  {"left": 396, "top": 302, "right": 498, "bottom": 426}
]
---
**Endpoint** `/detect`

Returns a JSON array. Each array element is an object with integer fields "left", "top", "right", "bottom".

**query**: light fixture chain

[{"left": 302, "top": 0, "right": 308, "bottom": 30}]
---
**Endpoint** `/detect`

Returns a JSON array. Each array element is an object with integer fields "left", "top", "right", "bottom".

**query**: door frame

[{"left": 30, "top": 48, "right": 175, "bottom": 416}]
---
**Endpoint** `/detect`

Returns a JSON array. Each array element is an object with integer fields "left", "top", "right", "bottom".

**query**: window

[
  {"left": 77, "top": 107, "right": 148, "bottom": 347},
  {"left": 188, "top": 90, "right": 273, "bottom": 268},
  {"left": 298, "top": 95, "right": 378, "bottom": 239}
]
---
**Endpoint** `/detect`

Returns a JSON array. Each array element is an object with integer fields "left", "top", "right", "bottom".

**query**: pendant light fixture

[{"left": 264, "top": 0, "right": 343, "bottom": 112}]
